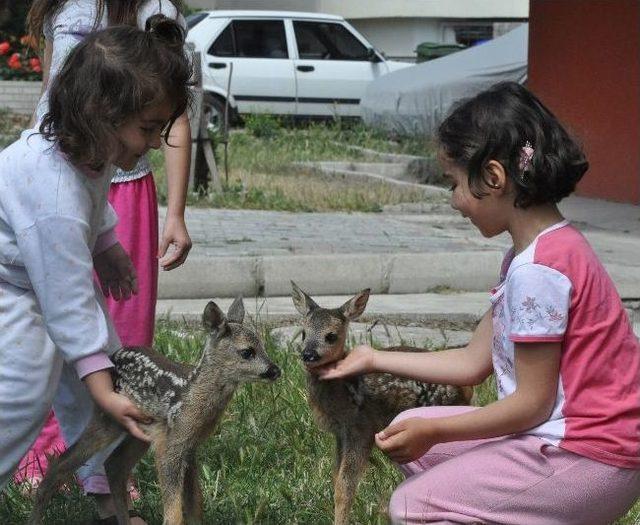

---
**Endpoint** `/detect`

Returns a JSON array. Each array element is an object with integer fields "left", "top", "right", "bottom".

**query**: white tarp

[{"left": 361, "top": 24, "right": 528, "bottom": 136}]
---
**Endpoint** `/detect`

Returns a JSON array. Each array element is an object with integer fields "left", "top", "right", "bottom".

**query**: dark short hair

[
  {"left": 437, "top": 82, "right": 588, "bottom": 208},
  {"left": 40, "top": 17, "right": 192, "bottom": 171}
]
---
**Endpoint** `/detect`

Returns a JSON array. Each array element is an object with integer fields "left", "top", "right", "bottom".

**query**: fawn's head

[
  {"left": 291, "top": 282, "right": 370, "bottom": 369},
  {"left": 202, "top": 297, "right": 281, "bottom": 382}
]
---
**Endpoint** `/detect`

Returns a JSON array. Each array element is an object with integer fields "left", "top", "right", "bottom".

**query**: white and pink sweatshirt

[
  {"left": 0, "top": 130, "right": 119, "bottom": 378},
  {"left": 491, "top": 220, "right": 640, "bottom": 468}
]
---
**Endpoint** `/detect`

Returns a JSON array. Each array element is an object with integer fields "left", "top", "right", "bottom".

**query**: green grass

[
  {"left": 151, "top": 117, "right": 439, "bottom": 213},
  {"left": 2, "top": 320, "right": 637, "bottom": 524}
]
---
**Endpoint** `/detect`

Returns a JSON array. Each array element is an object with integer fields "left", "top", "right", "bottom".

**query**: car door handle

[
  {"left": 297, "top": 65, "right": 315, "bottom": 72},
  {"left": 209, "top": 62, "right": 227, "bottom": 69}
]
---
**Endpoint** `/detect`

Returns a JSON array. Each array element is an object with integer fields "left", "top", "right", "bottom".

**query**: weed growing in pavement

[{"left": 151, "top": 118, "right": 441, "bottom": 212}]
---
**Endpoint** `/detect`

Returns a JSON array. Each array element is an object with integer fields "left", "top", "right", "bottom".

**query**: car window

[
  {"left": 208, "top": 20, "right": 288, "bottom": 59},
  {"left": 294, "top": 21, "right": 369, "bottom": 61},
  {"left": 209, "top": 22, "right": 234, "bottom": 56}
]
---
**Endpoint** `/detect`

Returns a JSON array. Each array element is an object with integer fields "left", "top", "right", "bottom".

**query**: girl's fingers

[
  {"left": 316, "top": 364, "right": 341, "bottom": 379},
  {"left": 123, "top": 417, "right": 152, "bottom": 443},
  {"left": 160, "top": 243, "right": 190, "bottom": 271},
  {"left": 378, "top": 421, "right": 405, "bottom": 440},
  {"left": 110, "top": 284, "right": 122, "bottom": 301}
]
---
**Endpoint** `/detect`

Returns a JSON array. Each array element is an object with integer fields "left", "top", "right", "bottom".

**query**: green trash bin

[{"left": 416, "top": 42, "right": 466, "bottom": 62}]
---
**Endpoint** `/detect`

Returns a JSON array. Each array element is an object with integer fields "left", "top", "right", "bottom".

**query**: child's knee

[{"left": 388, "top": 481, "right": 436, "bottom": 525}]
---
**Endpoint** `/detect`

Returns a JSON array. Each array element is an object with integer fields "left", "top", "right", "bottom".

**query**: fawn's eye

[
  {"left": 239, "top": 348, "right": 255, "bottom": 360},
  {"left": 325, "top": 333, "right": 338, "bottom": 344},
  {"left": 301, "top": 330, "right": 306, "bottom": 341}
]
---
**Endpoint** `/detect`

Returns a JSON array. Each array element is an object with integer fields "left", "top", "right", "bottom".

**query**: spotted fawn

[
  {"left": 291, "top": 282, "right": 472, "bottom": 525},
  {"left": 28, "top": 297, "right": 281, "bottom": 525}
]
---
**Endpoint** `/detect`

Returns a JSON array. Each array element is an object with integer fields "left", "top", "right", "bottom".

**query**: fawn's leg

[
  {"left": 333, "top": 431, "right": 374, "bottom": 525},
  {"left": 155, "top": 437, "right": 189, "bottom": 525},
  {"left": 182, "top": 452, "right": 203, "bottom": 525},
  {"left": 104, "top": 436, "right": 150, "bottom": 525},
  {"left": 28, "top": 413, "right": 122, "bottom": 525},
  {"left": 332, "top": 433, "right": 345, "bottom": 487}
]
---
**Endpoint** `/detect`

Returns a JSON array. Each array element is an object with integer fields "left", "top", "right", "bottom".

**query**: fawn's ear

[
  {"left": 340, "top": 288, "right": 370, "bottom": 321},
  {"left": 203, "top": 301, "right": 227, "bottom": 332},
  {"left": 291, "top": 281, "right": 319, "bottom": 316},
  {"left": 227, "top": 296, "right": 245, "bottom": 324}
]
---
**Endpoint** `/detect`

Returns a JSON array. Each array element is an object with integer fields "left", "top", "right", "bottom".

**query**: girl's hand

[
  {"left": 94, "top": 242, "right": 138, "bottom": 300},
  {"left": 84, "top": 370, "right": 151, "bottom": 443},
  {"left": 314, "top": 344, "right": 375, "bottom": 379},
  {"left": 159, "top": 215, "right": 192, "bottom": 271},
  {"left": 100, "top": 391, "right": 153, "bottom": 443},
  {"left": 375, "top": 417, "right": 438, "bottom": 464}
]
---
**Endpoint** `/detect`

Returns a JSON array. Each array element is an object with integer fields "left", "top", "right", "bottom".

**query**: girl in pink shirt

[{"left": 318, "top": 82, "right": 640, "bottom": 524}]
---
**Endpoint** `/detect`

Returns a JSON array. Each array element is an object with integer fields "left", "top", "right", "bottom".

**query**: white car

[{"left": 186, "top": 10, "right": 412, "bottom": 126}]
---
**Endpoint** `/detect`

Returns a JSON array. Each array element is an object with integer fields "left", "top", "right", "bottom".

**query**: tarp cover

[{"left": 361, "top": 24, "right": 528, "bottom": 136}]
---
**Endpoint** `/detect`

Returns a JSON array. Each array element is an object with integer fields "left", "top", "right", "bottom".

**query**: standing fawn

[
  {"left": 28, "top": 297, "right": 281, "bottom": 525},
  {"left": 291, "top": 282, "right": 472, "bottom": 525}
]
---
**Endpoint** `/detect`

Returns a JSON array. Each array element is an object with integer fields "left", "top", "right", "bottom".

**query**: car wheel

[{"left": 202, "top": 93, "right": 227, "bottom": 133}]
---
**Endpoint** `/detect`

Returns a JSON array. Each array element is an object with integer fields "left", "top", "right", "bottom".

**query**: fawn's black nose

[
  {"left": 260, "top": 364, "right": 281, "bottom": 380},
  {"left": 302, "top": 348, "right": 320, "bottom": 362}
]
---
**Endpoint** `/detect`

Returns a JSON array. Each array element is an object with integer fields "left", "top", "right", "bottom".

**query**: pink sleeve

[{"left": 75, "top": 352, "right": 114, "bottom": 379}]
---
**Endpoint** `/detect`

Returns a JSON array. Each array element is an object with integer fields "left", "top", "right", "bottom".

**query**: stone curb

[
  {"left": 156, "top": 292, "right": 490, "bottom": 327},
  {"left": 157, "top": 251, "right": 505, "bottom": 300},
  {"left": 158, "top": 294, "right": 639, "bottom": 340}
]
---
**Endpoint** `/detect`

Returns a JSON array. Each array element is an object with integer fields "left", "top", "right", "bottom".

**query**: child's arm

[
  {"left": 158, "top": 111, "right": 192, "bottom": 271},
  {"left": 83, "top": 370, "right": 151, "bottom": 442},
  {"left": 376, "top": 341, "right": 561, "bottom": 463},
  {"left": 317, "top": 308, "right": 495, "bottom": 386}
]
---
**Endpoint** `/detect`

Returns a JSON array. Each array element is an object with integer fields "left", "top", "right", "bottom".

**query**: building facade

[{"left": 528, "top": 0, "right": 640, "bottom": 204}]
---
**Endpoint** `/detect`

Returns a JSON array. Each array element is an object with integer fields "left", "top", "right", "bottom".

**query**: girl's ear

[{"left": 483, "top": 160, "right": 508, "bottom": 192}]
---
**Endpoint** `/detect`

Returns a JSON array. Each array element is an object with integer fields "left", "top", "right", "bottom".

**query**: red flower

[
  {"left": 0, "top": 41, "right": 10, "bottom": 55},
  {"left": 7, "top": 52, "right": 22, "bottom": 70},
  {"left": 29, "top": 57, "right": 41, "bottom": 73}
]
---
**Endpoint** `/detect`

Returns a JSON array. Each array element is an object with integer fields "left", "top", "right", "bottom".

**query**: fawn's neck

[{"left": 181, "top": 339, "right": 239, "bottom": 419}]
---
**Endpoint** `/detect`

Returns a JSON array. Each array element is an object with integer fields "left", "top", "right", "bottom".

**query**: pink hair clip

[{"left": 518, "top": 141, "right": 534, "bottom": 171}]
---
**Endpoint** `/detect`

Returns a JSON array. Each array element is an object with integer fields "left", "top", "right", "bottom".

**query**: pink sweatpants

[
  {"left": 388, "top": 406, "right": 640, "bottom": 525},
  {"left": 105, "top": 173, "right": 159, "bottom": 348}
]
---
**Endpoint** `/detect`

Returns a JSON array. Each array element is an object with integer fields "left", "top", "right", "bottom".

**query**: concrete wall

[
  {"left": 528, "top": 0, "right": 640, "bottom": 204},
  {"left": 0, "top": 81, "right": 41, "bottom": 115},
  {"left": 187, "top": 0, "right": 529, "bottom": 18},
  {"left": 351, "top": 18, "right": 451, "bottom": 61}
]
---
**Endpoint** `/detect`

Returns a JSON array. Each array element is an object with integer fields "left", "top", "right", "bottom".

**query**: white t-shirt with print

[{"left": 490, "top": 220, "right": 640, "bottom": 468}]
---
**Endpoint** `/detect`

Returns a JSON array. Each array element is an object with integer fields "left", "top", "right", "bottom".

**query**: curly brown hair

[
  {"left": 27, "top": 0, "right": 184, "bottom": 43},
  {"left": 39, "top": 17, "right": 192, "bottom": 171}
]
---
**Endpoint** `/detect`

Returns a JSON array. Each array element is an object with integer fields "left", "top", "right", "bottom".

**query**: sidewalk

[{"left": 158, "top": 193, "right": 640, "bottom": 301}]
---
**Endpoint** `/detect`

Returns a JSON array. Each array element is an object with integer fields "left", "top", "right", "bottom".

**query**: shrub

[
  {"left": 0, "top": 1, "right": 43, "bottom": 81},
  {"left": 244, "top": 113, "right": 282, "bottom": 139}
]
